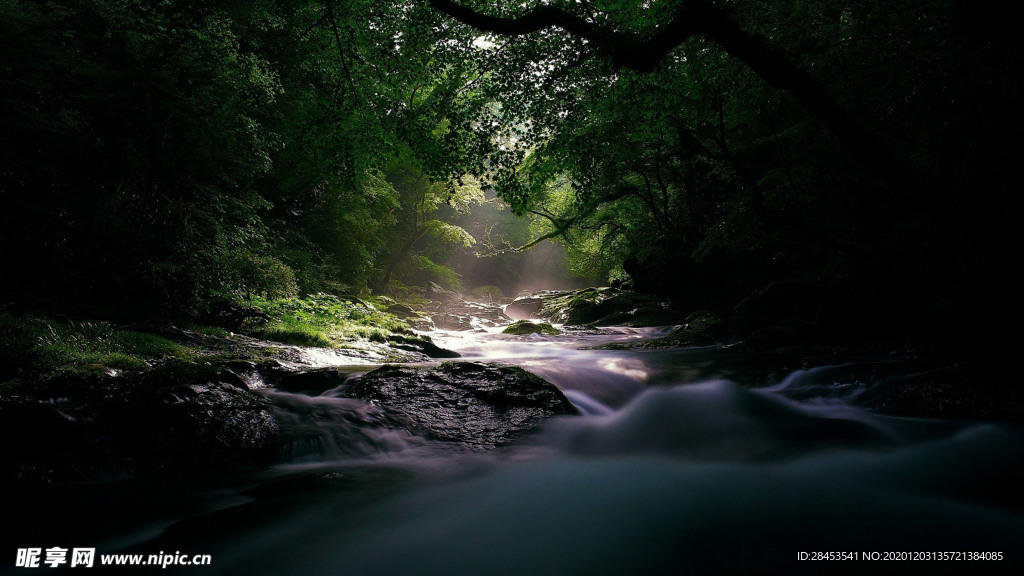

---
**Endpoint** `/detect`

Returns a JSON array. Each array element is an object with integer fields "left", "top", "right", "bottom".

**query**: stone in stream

[
  {"left": 597, "top": 310, "right": 729, "bottom": 350},
  {"left": 0, "top": 363, "right": 279, "bottom": 485},
  {"left": 502, "top": 320, "right": 560, "bottom": 336},
  {"left": 503, "top": 293, "right": 558, "bottom": 321},
  {"left": 506, "top": 287, "right": 686, "bottom": 327},
  {"left": 430, "top": 312, "right": 475, "bottom": 331},
  {"left": 342, "top": 362, "right": 578, "bottom": 450}
]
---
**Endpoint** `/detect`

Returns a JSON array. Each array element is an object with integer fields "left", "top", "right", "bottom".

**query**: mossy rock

[
  {"left": 520, "top": 287, "right": 685, "bottom": 327},
  {"left": 598, "top": 310, "right": 729, "bottom": 350},
  {"left": 502, "top": 320, "right": 560, "bottom": 336}
]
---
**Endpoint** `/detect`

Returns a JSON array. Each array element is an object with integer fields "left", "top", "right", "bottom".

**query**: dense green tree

[
  {"left": 0, "top": 0, "right": 493, "bottom": 312},
  {"left": 422, "top": 0, "right": 1019, "bottom": 338},
  {"left": 2, "top": 0, "right": 1018, "bottom": 344}
]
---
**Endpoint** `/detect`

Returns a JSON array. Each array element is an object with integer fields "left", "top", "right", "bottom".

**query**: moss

[
  {"left": 258, "top": 323, "right": 336, "bottom": 348},
  {"left": 245, "top": 293, "right": 413, "bottom": 348},
  {"left": 0, "top": 293, "right": 423, "bottom": 384},
  {"left": 0, "top": 312, "right": 197, "bottom": 382},
  {"left": 503, "top": 321, "right": 560, "bottom": 336},
  {"left": 182, "top": 323, "right": 232, "bottom": 338}
]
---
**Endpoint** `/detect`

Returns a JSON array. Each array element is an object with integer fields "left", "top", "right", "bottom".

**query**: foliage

[
  {"left": 422, "top": 0, "right": 1015, "bottom": 327},
  {"left": 0, "top": 312, "right": 190, "bottom": 382},
  {"left": 470, "top": 285, "right": 504, "bottom": 303},
  {"left": 0, "top": 0, "right": 492, "bottom": 312},
  {"left": 245, "top": 294, "right": 411, "bottom": 347},
  {"left": 1, "top": 0, "right": 1015, "bottom": 342}
]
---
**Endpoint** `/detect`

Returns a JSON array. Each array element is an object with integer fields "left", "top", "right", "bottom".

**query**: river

[{"left": 7, "top": 324, "right": 1023, "bottom": 574}]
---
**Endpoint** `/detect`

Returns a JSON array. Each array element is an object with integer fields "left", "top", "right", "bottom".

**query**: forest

[{"left": 1, "top": 1, "right": 1021, "bottom": 573}]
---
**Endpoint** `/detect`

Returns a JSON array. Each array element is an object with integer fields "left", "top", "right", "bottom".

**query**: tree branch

[{"left": 428, "top": 0, "right": 921, "bottom": 192}]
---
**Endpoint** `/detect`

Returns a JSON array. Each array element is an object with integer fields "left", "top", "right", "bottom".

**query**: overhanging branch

[{"left": 428, "top": 0, "right": 921, "bottom": 192}]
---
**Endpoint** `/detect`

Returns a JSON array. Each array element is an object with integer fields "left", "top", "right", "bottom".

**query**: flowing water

[{"left": 8, "top": 323, "right": 1023, "bottom": 574}]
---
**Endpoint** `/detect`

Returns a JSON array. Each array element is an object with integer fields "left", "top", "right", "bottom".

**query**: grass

[
  {"left": 244, "top": 293, "right": 412, "bottom": 348},
  {"left": 0, "top": 293, "right": 418, "bottom": 385},
  {"left": 0, "top": 312, "right": 194, "bottom": 382}
]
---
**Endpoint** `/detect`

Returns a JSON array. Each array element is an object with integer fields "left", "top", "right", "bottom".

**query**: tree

[
  {"left": 427, "top": 0, "right": 919, "bottom": 192},
  {"left": 379, "top": 158, "right": 482, "bottom": 290}
]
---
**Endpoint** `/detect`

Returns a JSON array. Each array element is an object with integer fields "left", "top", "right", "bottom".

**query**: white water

[
  {"left": 27, "top": 325, "right": 1018, "bottom": 575},
  {"left": 166, "top": 325, "right": 1020, "bottom": 575}
]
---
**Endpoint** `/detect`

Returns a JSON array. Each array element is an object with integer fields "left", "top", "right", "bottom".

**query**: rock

[
  {"left": 597, "top": 310, "right": 728, "bottom": 350},
  {"left": 0, "top": 363, "right": 279, "bottom": 485},
  {"left": 386, "top": 302, "right": 420, "bottom": 319},
  {"left": 502, "top": 320, "right": 560, "bottom": 336},
  {"left": 270, "top": 367, "right": 355, "bottom": 395},
  {"left": 608, "top": 276, "right": 635, "bottom": 290},
  {"left": 443, "top": 300, "right": 511, "bottom": 328},
  {"left": 342, "top": 362, "right": 578, "bottom": 450},
  {"left": 119, "top": 365, "right": 279, "bottom": 464},
  {"left": 431, "top": 312, "right": 474, "bottom": 331},
  {"left": 470, "top": 285, "right": 505, "bottom": 304},
  {"left": 387, "top": 335, "right": 461, "bottom": 358},
  {"left": 503, "top": 294, "right": 551, "bottom": 321},
  {"left": 427, "top": 281, "right": 461, "bottom": 303},
  {"left": 674, "top": 310, "right": 729, "bottom": 344},
  {"left": 510, "top": 287, "right": 685, "bottom": 327}
]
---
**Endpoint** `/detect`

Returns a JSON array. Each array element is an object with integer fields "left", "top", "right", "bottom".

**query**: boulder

[
  {"left": 503, "top": 295, "right": 551, "bottom": 321},
  {"left": 535, "top": 287, "right": 685, "bottom": 327},
  {"left": 342, "top": 362, "right": 578, "bottom": 450},
  {"left": 387, "top": 335, "right": 461, "bottom": 358},
  {"left": 597, "top": 310, "right": 728, "bottom": 350},
  {"left": 0, "top": 363, "right": 279, "bottom": 485},
  {"left": 470, "top": 285, "right": 505, "bottom": 304},
  {"left": 502, "top": 320, "right": 560, "bottom": 336},
  {"left": 427, "top": 281, "right": 461, "bottom": 303},
  {"left": 385, "top": 302, "right": 420, "bottom": 319},
  {"left": 431, "top": 312, "right": 474, "bottom": 331},
  {"left": 443, "top": 300, "right": 511, "bottom": 328}
]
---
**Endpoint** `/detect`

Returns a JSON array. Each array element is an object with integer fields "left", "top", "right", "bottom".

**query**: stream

[{"left": 7, "top": 323, "right": 1024, "bottom": 574}]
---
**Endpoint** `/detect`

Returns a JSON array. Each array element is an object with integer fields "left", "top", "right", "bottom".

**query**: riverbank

[{"left": 2, "top": 287, "right": 1019, "bottom": 488}]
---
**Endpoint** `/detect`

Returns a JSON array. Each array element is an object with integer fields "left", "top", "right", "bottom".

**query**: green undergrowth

[
  {"left": 0, "top": 294, "right": 418, "bottom": 385},
  {"left": 243, "top": 293, "right": 412, "bottom": 348},
  {"left": 0, "top": 312, "right": 194, "bottom": 383}
]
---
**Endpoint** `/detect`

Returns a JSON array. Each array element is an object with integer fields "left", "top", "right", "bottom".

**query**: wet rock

[
  {"left": 598, "top": 310, "right": 728, "bottom": 350},
  {"left": 431, "top": 312, "right": 475, "bottom": 331},
  {"left": 509, "top": 287, "right": 685, "bottom": 327},
  {"left": 443, "top": 300, "right": 511, "bottom": 328},
  {"left": 270, "top": 367, "right": 357, "bottom": 395},
  {"left": 504, "top": 294, "right": 556, "bottom": 320},
  {"left": 502, "top": 320, "right": 560, "bottom": 336},
  {"left": 427, "top": 281, "right": 461, "bottom": 303},
  {"left": 118, "top": 365, "right": 279, "bottom": 463},
  {"left": 342, "top": 362, "right": 578, "bottom": 450},
  {"left": 387, "top": 335, "right": 461, "bottom": 358},
  {"left": 674, "top": 310, "right": 729, "bottom": 344},
  {"left": 0, "top": 363, "right": 279, "bottom": 485}
]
